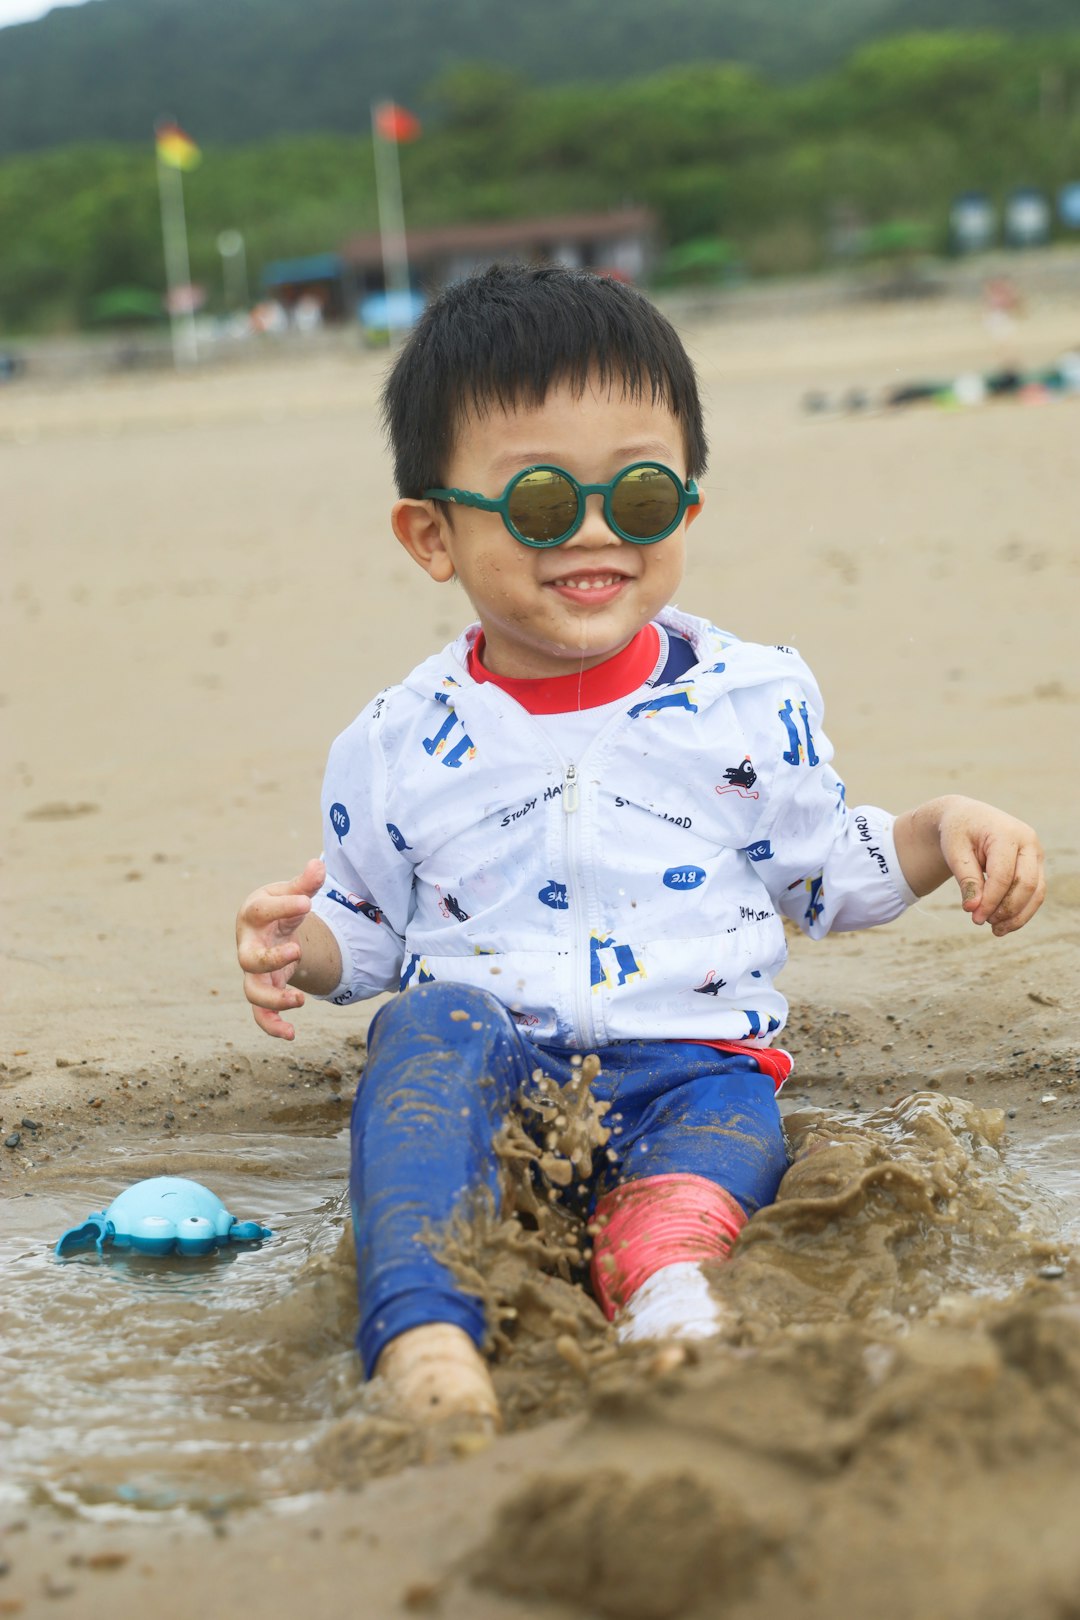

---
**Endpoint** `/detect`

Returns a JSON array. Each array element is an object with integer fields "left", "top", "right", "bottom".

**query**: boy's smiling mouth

[{"left": 545, "top": 569, "right": 632, "bottom": 604}]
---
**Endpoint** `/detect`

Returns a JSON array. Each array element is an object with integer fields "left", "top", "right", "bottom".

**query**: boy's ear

[
  {"left": 685, "top": 489, "right": 705, "bottom": 532},
  {"left": 392, "top": 499, "right": 456, "bottom": 583}
]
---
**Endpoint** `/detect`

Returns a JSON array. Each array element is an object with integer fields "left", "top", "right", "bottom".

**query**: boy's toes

[{"left": 374, "top": 1322, "right": 502, "bottom": 1430}]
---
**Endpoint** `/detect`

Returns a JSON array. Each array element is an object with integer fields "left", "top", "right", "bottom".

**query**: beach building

[
  {"left": 259, "top": 252, "right": 354, "bottom": 321},
  {"left": 260, "top": 209, "right": 659, "bottom": 322},
  {"left": 340, "top": 207, "right": 658, "bottom": 295}
]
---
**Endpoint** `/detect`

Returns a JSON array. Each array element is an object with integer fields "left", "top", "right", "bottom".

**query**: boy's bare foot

[{"left": 374, "top": 1323, "right": 501, "bottom": 1429}]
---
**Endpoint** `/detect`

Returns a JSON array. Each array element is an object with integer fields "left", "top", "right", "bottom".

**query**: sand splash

[
  {"left": 718, "top": 1089, "right": 1052, "bottom": 1338},
  {"left": 312, "top": 1076, "right": 1068, "bottom": 1491},
  {"left": 467, "top": 1091, "right": 1079, "bottom": 1620}
]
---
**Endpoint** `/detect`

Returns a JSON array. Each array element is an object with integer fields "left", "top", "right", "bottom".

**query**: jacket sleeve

[
  {"left": 740, "top": 668, "right": 918, "bottom": 937},
  {"left": 308, "top": 698, "right": 412, "bottom": 1004}
]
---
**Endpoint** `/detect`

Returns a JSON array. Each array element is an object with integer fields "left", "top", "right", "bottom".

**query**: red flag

[{"left": 375, "top": 103, "right": 421, "bottom": 143}]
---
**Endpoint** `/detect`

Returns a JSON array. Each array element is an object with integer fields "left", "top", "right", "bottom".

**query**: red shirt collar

[{"left": 466, "top": 624, "right": 661, "bottom": 714}]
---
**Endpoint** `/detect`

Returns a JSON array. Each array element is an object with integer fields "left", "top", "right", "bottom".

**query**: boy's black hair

[{"left": 382, "top": 262, "right": 708, "bottom": 497}]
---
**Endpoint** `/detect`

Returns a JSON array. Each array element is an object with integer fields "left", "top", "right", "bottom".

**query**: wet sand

[{"left": 2, "top": 293, "right": 1080, "bottom": 1618}]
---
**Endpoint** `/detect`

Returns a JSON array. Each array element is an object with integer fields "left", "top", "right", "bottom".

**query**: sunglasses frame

[{"left": 423, "top": 461, "right": 700, "bottom": 548}]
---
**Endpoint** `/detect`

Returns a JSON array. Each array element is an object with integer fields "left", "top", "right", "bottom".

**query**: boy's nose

[{"left": 569, "top": 493, "right": 621, "bottom": 548}]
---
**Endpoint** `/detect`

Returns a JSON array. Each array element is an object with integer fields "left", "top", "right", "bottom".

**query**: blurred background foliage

[
  {"left": 1, "top": 4, "right": 1079, "bottom": 332},
  {"left": 2, "top": 0, "right": 1077, "bottom": 150}
]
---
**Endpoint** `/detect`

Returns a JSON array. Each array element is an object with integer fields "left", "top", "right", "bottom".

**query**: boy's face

[{"left": 393, "top": 374, "right": 703, "bottom": 680}]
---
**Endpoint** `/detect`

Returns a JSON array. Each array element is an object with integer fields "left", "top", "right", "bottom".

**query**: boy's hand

[
  {"left": 895, "top": 796, "right": 1045, "bottom": 936},
  {"left": 236, "top": 858, "right": 328, "bottom": 1040}
]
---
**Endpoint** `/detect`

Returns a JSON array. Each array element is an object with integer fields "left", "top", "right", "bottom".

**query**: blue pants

[{"left": 350, "top": 982, "right": 788, "bottom": 1374}]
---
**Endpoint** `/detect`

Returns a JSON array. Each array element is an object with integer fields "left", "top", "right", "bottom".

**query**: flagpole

[
  {"left": 371, "top": 101, "right": 411, "bottom": 312},
  {"left": 156, "top": 151, "right": 198, "bottom": 368}
]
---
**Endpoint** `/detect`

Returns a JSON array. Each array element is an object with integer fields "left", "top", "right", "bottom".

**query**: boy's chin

[
  {"left": 537, "top": 635, "right": 639, "bottom": 675},
  {"left": 549, "top": 604, "right": 653, "bottom": 650},
  {"left": 480, "top": 603, "right": 659, "bottom": 678}
]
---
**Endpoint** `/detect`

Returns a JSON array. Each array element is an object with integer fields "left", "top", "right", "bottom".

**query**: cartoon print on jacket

[
  {"left": 716, "top": 757, "right": 759, "bottom": 799},
  {"left": 693, "top": 971, "right": 727, "bottom": 996}
]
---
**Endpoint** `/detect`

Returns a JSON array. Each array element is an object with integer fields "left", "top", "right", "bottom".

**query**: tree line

[
  {"left": 1, "top": 0, "right": 1077, "bottom": 156},
  {"left": 2, "top": 31, "right": 1079, "bottom": 334}
]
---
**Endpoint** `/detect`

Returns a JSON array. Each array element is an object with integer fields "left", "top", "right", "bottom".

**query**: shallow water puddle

[
  {"left": 2, "top": 1096, "right": 1077, "bottom": 1523},
  {"left": 0, "top": 1127, "right": 361, "bottom": 1518},
  {"left": 1007, "top": 1128, "right": 1080, "bottom": 1244}
]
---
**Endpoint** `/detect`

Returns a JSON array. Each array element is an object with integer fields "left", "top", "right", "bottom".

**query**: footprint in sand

[{"left": 23, "top": 800, "right": 99, "bottom": 821}]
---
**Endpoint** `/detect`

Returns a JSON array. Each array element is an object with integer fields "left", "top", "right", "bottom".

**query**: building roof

[{"left": 341, "top": 208, "right": 656, "bottom": 269}]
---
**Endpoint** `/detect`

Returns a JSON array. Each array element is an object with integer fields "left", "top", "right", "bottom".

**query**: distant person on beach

[
  {"left": 235, "top": 265, "right": 1044, "bottom": 1429},
  {"left": 983, "top": 274, "right": 1023, "bottom": 340},
  {"left": 983, "top": 274, "right": 1025, "bottom": 369}
]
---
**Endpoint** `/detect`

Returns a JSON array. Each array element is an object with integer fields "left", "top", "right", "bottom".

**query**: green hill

[{"left": 0, "top": 0, "right": 1077, "bottom": 154}]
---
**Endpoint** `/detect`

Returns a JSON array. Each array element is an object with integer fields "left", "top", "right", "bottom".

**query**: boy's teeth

[{"left": 553, "top": 575, "right": 621, "bottom": 589}]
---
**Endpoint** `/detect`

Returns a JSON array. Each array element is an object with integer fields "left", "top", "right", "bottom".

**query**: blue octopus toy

[{"left": 55, "top": 1176, "right": 271, "bottom": 1257}]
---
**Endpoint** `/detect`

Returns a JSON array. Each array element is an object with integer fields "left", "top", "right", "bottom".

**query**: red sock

[{"left": 589, "top": 1173, "right": 747, "bottom": 1320}]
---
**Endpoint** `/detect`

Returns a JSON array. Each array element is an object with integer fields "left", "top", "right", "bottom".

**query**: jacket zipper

[{"left": 561, "top": 760, "right": 598, "bottom": 1046}]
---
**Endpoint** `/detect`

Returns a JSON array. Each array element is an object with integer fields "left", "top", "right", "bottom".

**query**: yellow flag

[{"left": 155, "top": 121, "right": 201, "bottom": 171}]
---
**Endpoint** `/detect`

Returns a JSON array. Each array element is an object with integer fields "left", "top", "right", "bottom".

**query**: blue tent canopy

[
  {"left": 261, "top": 252, "right": 343, "bottom": 289},
  {"left": 359, "top": 289, "right": 426, "bottom": 331}
]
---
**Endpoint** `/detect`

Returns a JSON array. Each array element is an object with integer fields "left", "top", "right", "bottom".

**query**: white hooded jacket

[{"left": 311, "top": 609, "right": 916, "bottom": 1048}]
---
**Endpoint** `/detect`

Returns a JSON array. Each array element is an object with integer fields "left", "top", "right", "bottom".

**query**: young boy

[{"left": 236, "top": 265, "right": 1044, "bottom": 1428}]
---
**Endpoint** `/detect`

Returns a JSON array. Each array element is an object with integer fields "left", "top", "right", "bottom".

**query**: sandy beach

[{"left": 2, "top": 289, "right": 1079, "bottom": 1619}]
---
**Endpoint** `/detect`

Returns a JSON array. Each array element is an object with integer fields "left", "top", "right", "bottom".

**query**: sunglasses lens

[
  {"left": 611, "top": 465, "right": 681, "bottom": 539},
  {"left": 507, "top": 469, "right": 578, "bottom": 543}
]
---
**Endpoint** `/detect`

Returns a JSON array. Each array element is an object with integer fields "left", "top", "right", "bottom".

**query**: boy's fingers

[
  {"left": 265, "top": 859, "right": 325, "bottom": 900},
  {"left": 974, "top": 845, "right": 1021, "bottom": 923},
  {"left": 297, "top": 857, "right": 326, "bottom": 895},
  {"left": 991, "top": 885, "right": 1044, "bottom": 936},
  {"left": 243, "top": 972, "right": 305, "bottom": 1014},
  {"left": 942, "top": 837, "right": 984, "bottom": 913},
  {"left": 986, "top": 844, "right": 1041, "bottom": 921},
  {"left": 238, "top": 864, "right": 325, "bottom": 948},
  {"left": 252, "top": 1005, "right": 296, "bottom": 1041},
  {"left": 989, "top": 852, "right": 1045, "bottom": 935},
  {"left": 241, "top": 892, "right": 312, "bottom": 931},
  {"left": 1008, "top": 878, "right": 1046, "bottom": 931},
  {"left": 237, "top": 939, "right": 300, "bottom": 975}
]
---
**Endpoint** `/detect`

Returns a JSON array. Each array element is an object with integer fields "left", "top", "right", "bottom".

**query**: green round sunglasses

[{"left": 423, "top": 461, "right": 700, "bottom": 548}]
